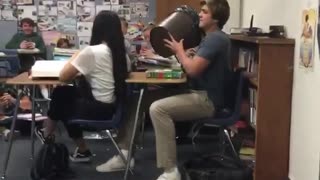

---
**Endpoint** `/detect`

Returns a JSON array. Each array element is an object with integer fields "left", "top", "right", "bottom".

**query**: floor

[{"left": 0, "top": 123, "right": 219, "bottom": 180}]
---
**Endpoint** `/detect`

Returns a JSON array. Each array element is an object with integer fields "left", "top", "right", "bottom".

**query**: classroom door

[{"left": 156, "top": 0, "right": 201, "bottom": 23}]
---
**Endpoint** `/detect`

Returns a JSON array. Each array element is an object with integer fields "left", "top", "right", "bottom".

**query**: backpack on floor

[
  {"left": 183, "top": 153, "right": 253, "bottom": 180},
  {"left": 30, "top": 143, "right": 75, "bottom": 180}
]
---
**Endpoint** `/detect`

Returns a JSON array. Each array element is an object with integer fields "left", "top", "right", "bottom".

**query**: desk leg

[
  {"left": 124, "top": 88, "right": 144, "bottom": 180},
  {"left": 1, "top": 86, "right": 22, "bottom": 180},
  {"left": 30, "top": 85, "right": 36, "bottom": 160}
]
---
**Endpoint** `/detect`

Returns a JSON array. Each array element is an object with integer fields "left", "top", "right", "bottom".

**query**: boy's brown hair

[{"left": 200, "top": 0, "right": 230, "bottom": 29}]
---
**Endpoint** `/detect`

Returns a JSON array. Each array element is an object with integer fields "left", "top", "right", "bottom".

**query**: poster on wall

[
  {"left": 39, "top": 0, "right": 58, "bottom": 16},
  {"left": 96, "top": 5, "right": 111, "bottom": 14},
  {"left": 17, "top": 6, "right": 37, "bottom": 21},
  {"left": 57, "top": 17, "right": 77, "bottom": 33},
  {"left": 130, "top": 2, "right": 148, "bottom": 18},
  {"left": 77, "top": 22, "right": 93, "bottom": 36},
  {"left": 58, "top": 1, "right": 76, "bottom": 17},
  {"left": 299, "top": 8, "right": 316, "bottom": 69},
  {"left": 38, "top": 16, "right": 57, "bottom": 31},
  {"left": 16, "top": 0, "right": 33, "bottom": 5},
  {"left": 0, "top": 2, "right": 18, "bottom": 21},
  {"left": 77, "top": 3, "right": 95, "bottom": 22},
  {"left": 78, "top": 36, "right": 90, "bottom": 49}
]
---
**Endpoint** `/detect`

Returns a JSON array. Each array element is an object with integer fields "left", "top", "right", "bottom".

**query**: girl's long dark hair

[{"left": 90, "top": 11, "right": 128, "bottom": 104}]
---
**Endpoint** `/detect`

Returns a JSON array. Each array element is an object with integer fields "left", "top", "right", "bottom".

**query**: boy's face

[
  {"left": 61, "top": 42, "right": 69, "bottom": 48},
  {"left": 21, "top": 22, "right": 34, "bottom": 35},
  {"left": 121, "top": 22, "right": 128, "bottom": 35},
  {"left": 143, "top": 29, "right": 151, "bottom": 42},
  {"left": 199, "top": 4, "right": 216, "bottom": 29}
]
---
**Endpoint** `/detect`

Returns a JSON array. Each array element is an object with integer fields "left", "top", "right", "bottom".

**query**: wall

[
  {"left": 0, "top": 21, "right": 17, "bottom": 49},
  {"left": 0, "top": 0, "right": 156, "bottom": 49},
  {"left": 242, "top": 0, "right": 320, "bottom": 180}
]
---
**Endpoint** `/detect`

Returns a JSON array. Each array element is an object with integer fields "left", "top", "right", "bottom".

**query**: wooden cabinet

[
  {"left": 156, "top": 0, "right": 201, "bottom": 23},
  {"left": 230, "top": 35, "right": 295, "bottom": 180}
]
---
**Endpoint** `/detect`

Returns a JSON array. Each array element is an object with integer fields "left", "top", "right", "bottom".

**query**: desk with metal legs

[{"left": 1, "top": 72, "right": 62, "bottom": 180}]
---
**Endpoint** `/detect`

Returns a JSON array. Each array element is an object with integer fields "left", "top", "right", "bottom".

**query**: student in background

[
  {"left": 150, "top": 0, "right": 232, "bottom": 179},
  {"left": 120, "top": 17, "right": 131, "bottom": 54},
  {"left": 0, "top": 88, "right": 43, "bottom": 141},
  {"left": 56, "top": 38, "right": 72, "bottom": 49},
  {"left": 5, "top": 18, "right": 46, "bottom": 72},
  {"left": 140, "top": 22, "right": 156, "bottom": 58},
  {"left": 35, "top": 10, "right": 129, "bottom": 163}
]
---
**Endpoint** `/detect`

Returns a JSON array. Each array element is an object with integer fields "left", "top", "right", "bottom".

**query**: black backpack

[
  {"left": 31, "top": 143, "right": 75, "bottom": 180},
  {"left": 183, "top": 154, "right": 253, "bottom": 180}
]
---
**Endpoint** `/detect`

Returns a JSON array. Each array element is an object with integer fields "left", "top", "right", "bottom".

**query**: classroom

[{"left": 0, "top": 0, "right": 317, "bottom": 180}]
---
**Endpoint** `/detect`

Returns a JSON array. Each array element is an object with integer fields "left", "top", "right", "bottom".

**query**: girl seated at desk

[{"left": 35, "top": 10, "right": 129, "bottom": 163}]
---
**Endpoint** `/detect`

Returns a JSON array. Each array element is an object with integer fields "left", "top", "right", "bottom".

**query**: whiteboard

[{"left": 223, "top": 0, "right": 242, "bottom": 33}]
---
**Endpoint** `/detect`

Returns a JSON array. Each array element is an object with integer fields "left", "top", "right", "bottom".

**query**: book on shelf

[
  {"left": 238, "top": 48, "right": 258, "bottom": 77},
  {"left": 249, "top": 88, "right": 257, "bottom": 128}
]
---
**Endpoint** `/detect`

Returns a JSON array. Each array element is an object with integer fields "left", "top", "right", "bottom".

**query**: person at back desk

[{"left": 5, "top": 18, "right": 46, "bottom": 72}]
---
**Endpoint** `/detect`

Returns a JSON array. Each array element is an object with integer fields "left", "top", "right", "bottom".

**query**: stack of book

[
  {"left": 146, "top": 69, "right": 183, "bottom": 79},
  {"left": 53, "top": 48, "right": 78, "bottom": 61}
]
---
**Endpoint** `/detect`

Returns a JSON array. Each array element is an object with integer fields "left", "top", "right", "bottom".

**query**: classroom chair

[
  {"left": 190, "top": 70, "right": 245, "bottom": 158},
  {"left": 0, "top": 49, "right": 21, "bottom": 76},
  {"left": 68, "top": 102, "right": 136, "bottom": 180}
]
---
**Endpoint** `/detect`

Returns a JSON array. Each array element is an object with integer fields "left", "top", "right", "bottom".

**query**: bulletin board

[{"left": 0, "top": 0, "right": 152, "bottom": 48}]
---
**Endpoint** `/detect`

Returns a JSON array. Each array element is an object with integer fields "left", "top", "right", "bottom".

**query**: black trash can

[{"left": 150, "top": 5, "right": 202, "bottom": 57}]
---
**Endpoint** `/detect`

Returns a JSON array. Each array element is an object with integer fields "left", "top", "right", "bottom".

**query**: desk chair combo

[{"left": 68, "top": 92, "right": 139, "bottom": 180}]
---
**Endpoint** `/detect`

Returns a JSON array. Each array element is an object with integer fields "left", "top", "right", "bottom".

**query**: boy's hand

[
  {"left": 20, "top": 41, "right": 28, "bottom": 49},
  {"left": 0, "top": 93, "right": 15, "bottom": 107}
]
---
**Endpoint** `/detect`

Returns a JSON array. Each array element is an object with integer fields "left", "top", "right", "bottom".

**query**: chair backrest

[
  {"left": 0, "top": 49, "right": 21, "bottom": 76},
  {"left": 112, "top": 102, "right": 125, "bottom": 128},
  {"left": 231, "top": 70, "right": 245, "bottom": 121},
  {"left": 212, "top": 69, "right": 244, "bottom": 126}
]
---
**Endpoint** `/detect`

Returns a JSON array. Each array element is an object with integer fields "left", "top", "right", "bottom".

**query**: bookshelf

[{"left": 230, "top": 35, "right": 295, "bottom": 180}]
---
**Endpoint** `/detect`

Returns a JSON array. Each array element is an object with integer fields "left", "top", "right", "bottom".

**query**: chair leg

[
  {"left": 223, "top": 129, "right": 239, "bottom": 159},
  {"left": 105, "top": 130, "right": 134, "bottom": 175},
  {"left": 125, "top": 88, "right": 144, "bottom": 180},
  {"left": 1, "top": 89, "right": 22, "bottom": 179},
  {"left": 136, "top": 111, "right": 146, "bottom": 149},
  {"left": 30, "top": 85, "right": 36, "bottom": 160}
]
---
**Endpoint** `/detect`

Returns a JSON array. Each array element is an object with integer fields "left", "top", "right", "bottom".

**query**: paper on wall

[
  {"left": 38, "top": 0, "right": 58, "bottom": 16},
  {"left": 57, "top": 1, "right": 76, "bottom": 18},
  {"left": 96, "top": 5, "right": 111, "bottom": 14},
  {"left": 38, "top": 16, "right": 57, "bottom": 31},
  {"left": 78, "top": 36, "right": 90, "bottom": 49},
  {"left": 77, "top": 5, "right": 95, "bottom": 22},
  {"left": 77, "top": 22, "right": 93, "bottom": 36},
  {"left": 57, "top": 17, "right": 77, "bottom": 33},
  {"left": 17, "top": 6, "right": 37, "bottom": 21}
]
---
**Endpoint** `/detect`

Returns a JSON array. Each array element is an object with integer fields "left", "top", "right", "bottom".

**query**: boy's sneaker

[
  {"left": 156, "top": 167, "right": 181, "bottom": 180},
  {"left": 69, "top": 147, "right": 92, "bottom": 163},
  {"left": 96, "top": 155, "right": 135, "bottom": 172},
  {"left": 35, "top": 127, "right": 54, "bottom": 144},
  {"left": 35, "top": 127, "right": 46, "bottom": 144},
  {"left": 3, "top": 129, "right": 20, "bottom": 142}
]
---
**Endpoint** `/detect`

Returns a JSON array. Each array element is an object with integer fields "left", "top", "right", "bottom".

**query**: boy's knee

[{"left": 149, "top": 100, "right": 165, "bottom": 118}]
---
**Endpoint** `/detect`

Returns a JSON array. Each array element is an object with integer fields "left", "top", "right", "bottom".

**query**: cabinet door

[{"left": 156, "top": 0, "right": 201, "bottom": 23}]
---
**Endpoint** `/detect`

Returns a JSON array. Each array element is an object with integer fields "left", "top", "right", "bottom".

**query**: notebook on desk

[{"left": 31, "top": 60, "right": 67, "bottom": 78}]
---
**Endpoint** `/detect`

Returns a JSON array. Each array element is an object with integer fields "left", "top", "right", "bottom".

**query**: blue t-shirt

[{"left": 191, "top": 30, "right": 232, "bottom": 109}]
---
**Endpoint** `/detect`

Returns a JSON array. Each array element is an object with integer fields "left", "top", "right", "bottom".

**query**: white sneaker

[
  {"left": 96, "top": 155, "right": 135, "bottom": 172},
  {"left": 156, "top": 167, "right": 181, "bottom": 180}
]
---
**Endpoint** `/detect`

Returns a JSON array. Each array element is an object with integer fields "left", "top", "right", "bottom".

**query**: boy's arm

[
  {"left": 35, "top": 35, "right": 47, "bottom": 58},
  {"left": 5, "top": 34, "right": 20, "bottom": 49}
]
